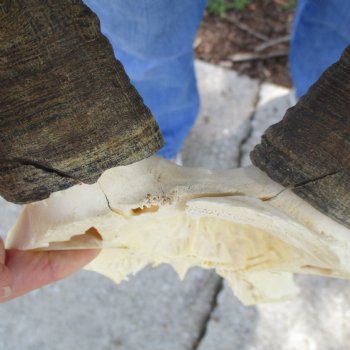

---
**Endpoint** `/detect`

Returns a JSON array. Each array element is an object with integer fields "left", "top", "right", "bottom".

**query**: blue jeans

[
  {"left": 290, "top": 0, "right": 350, "bottom": 98},
  {"left": 84, "top": 0, "right": 350, "bottom": 158},
  {"left": 84, "top": 0, "right": 207, "bottom": 159}
]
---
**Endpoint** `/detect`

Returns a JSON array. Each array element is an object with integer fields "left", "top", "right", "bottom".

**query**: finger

[
  {"left": 3, "top": 248, "right": 100, "bottom": 301},
  {"left": 0, "top": 238, "right": 5, "bottom": 264},
  {"left": 0, "top": 263, "right": 13, "bottom": 300}
]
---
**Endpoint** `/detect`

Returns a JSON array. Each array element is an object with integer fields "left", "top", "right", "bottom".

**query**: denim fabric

[
  {"left": 84, "top": 0, "right": 207, "bottom": 159},
  {"left": 290, "top": 0, "right": 350, "bottom": 98},
  {"left": 84, "top": 0, "right": 350, "bottom": 157}
]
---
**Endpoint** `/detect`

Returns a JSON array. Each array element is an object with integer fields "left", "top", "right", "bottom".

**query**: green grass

[
  {"left": 279, "top": 0, "right": 297, "bottom": 10},
  {"left": 207, "top": 0, "right": 252, "bottom": 18},
  {"left": 207, "top": 0, "right": 296, "bottom": 18}
]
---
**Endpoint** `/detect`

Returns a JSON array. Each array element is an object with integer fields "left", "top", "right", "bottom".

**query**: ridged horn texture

[
  {"left": 0, "top": 0, "right": 164, "bottom": 204},
  {"left": 251, "top": 45, "right": 350, "bottom": 229}
]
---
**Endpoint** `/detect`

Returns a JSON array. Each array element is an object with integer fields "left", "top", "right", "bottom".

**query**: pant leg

[
  {"left": 84, "top": 0, "right": 207, "bottom": 159},
  {"left": 290, "top": 0, "right": 350, "bottom": 98}
]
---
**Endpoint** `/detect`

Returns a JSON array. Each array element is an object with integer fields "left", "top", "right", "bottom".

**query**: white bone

[{"left": 6, "top": 156, "right": 350, "bottom": 305}]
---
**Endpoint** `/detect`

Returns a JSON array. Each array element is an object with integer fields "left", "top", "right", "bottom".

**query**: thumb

[
  {"left": 2, "top": 249, "right": 100, "bottom": 302},
  {"left": 0, "top": 263, "right": 12, "bottom": 299}
]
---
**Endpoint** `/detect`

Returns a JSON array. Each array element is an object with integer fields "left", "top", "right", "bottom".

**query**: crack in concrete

[
  {"left": 192, "top": 278, "right": 223, "bottom": 350},
  {"left": 237, "top": 84, "right": 261, "bottom": 167}
]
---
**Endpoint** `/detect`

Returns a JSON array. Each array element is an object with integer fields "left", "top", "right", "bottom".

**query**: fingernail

[{"left": 0, "top": 286, "right": 12, "bottom": 299}]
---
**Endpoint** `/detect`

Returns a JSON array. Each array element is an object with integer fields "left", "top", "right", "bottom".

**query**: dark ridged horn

[
  {"left": 0, "top": 0, "right": 163, "bottom": 204},
  {"left": 251, "top": 45, "right": 350, "bottom": 229}
]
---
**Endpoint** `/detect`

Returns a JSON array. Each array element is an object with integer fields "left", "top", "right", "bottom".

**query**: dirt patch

[{"left": 195, "top": 0, "right": 295, "bottom": 87}]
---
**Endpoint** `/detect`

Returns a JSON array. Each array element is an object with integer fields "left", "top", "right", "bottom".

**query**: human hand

[{"left": 0, "top": 238, "right": 99, "bottom": 302}]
